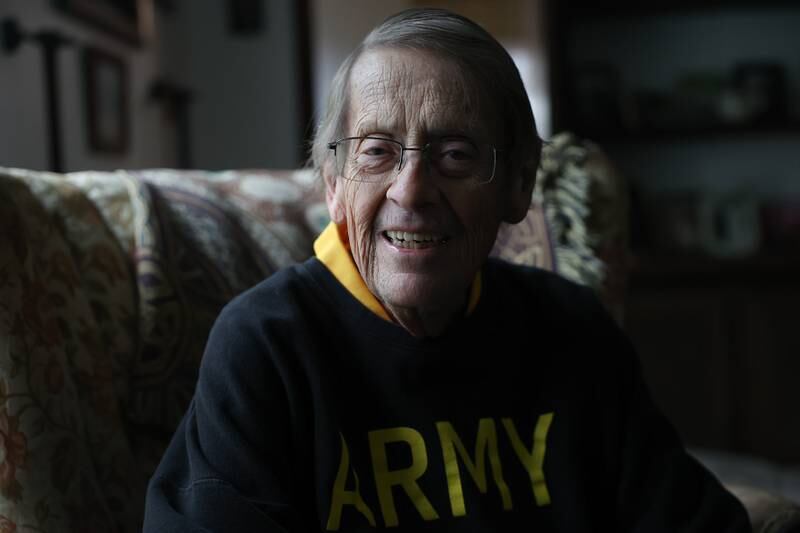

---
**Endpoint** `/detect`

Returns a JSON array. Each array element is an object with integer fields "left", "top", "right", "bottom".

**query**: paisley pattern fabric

[
  {"left": 531, "top": 132, "right": 630, "bottom": 323},
  {"left": 0, "top": 168, "right": 324, "bottom": 532},
  {"left": 492, "top": 132, "right": 629, "bottom": 323},
  {"left": 0, "top": 135, "right": 627, "bottom": 532},
  {"left": 1, "top": 171, "right": 139, "bottom": 532}
]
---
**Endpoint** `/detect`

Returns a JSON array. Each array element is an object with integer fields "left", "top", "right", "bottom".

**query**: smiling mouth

[{"left": 384, "top": 230, "right": 449, "bottom": 249}]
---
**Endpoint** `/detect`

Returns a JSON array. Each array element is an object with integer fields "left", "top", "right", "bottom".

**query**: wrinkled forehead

[{"left": 346, "top": 48, "right": 495, "bottom": 141}]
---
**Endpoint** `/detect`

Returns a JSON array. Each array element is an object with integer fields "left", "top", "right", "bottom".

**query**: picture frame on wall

[
  {"left": 83, "top": 47, "right": 129, "bottom": 154},
  {"left": 53, "top": 0, "right": 153, "bottom": 46}
]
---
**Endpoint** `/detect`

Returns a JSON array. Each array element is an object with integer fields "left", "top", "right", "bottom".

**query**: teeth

[{"left": 385, "top": 230, "right": 445, "bottom": 247}]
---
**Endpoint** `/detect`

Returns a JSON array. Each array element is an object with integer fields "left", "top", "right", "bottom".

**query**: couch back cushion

[
  {"left": 1, "top": 169, "right": 144, "bottom": 531},
  {"left": 0, "top": 167, "right": 325, "bottom": 531}
]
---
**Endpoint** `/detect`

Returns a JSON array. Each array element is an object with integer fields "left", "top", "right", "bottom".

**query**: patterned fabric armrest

[
  {"left": 0, "top": 167, "right": 324, "bottom": 532},
  {"left": 0, "top": 169, "right": 141, "bottom": 531},
  {"left": 491, "top": 132, "right": 630, "bottom": 323}
]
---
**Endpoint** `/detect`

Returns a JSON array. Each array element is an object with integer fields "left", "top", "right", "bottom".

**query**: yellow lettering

[
  {"left": 326, "top": 433, "right": 376, "bottom": 531},
  {"left": 436, "top": 419, "right": 512, "bottom": 517},
  {"left": 502, "top": 413, "right": 554, "bottom": 506},
  {"left": 368, "top": 427, "right": 439, "bottom": 527}
]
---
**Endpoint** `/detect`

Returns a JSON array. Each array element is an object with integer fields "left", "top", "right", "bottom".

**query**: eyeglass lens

[{"left": 334, "top": 137, "right": 495, "bottom": 183}]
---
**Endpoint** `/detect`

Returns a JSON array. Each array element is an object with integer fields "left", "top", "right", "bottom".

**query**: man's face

[{"left": 325, "top": 47, "right": 529, "bottom": 318}]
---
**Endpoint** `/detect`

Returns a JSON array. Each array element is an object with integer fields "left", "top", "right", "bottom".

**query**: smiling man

[
  {"left": 144, "top": 8, "right": 752, "bottom": 533},
  {"left": 322, "top": 45, "right": 531, "bottom": 337}
]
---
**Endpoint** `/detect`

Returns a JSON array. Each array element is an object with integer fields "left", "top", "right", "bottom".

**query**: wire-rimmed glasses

[{"left": 327, "top": 136, "right": 500, "bottom": 185}]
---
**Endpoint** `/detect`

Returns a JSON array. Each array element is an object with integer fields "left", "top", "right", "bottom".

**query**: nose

[{"left": 386, "top": 149, "right": 439, "bottom": 209}]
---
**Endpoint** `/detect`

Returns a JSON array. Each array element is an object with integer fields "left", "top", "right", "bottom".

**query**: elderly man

[{"left": 144, "top": 8, "right": 751, "bottom": 532}]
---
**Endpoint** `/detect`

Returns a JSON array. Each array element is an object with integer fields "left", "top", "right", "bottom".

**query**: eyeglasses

[{"left": 327, "top": 136, "right": 500, "bottom": 185}]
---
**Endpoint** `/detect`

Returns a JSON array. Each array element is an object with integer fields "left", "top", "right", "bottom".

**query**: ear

[
  {"left": 323, "top": 160, "right": 346, "bottom": 224},
  {"left": 503, "top": 162, "right": 537, "bottom": 224}
]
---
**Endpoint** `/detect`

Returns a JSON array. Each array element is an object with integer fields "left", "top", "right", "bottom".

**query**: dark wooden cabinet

[
  {"left": 626, "top": 286, "right": 732, "bottom": 450},
  {"left": 624, "top": 255, "right": 800, "bottom": 464},
  {"left": 738, "top": 288, "right": 800, "bottom": 462}
]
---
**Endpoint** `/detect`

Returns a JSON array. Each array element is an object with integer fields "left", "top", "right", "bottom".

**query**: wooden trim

[
  {"left": 53, "top": 0, "right": 145, "bottom": 46},
  {"left": 294, "top": 0, "right": 314, "bottom": 166}
]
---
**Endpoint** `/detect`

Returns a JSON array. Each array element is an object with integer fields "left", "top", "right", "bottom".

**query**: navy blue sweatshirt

[{"left": 144, "top": 257, "right": 751, "bottom": 532}]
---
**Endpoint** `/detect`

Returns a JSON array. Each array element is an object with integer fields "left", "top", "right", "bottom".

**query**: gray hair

[{"left": 310, "top": 8, "right": 541, "bottom": 183}]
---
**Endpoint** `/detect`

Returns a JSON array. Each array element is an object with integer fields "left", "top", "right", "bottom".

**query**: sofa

[{"left": 0, "top": 133, "right": 796, "bottom": 532}]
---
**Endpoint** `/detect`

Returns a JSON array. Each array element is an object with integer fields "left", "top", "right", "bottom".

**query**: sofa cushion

[
  {"left": 0, "top": 167, "right": 325, "bottom": 532},
  {"left": 70, "top": 169, "right": 323, "bottom": 479},
  {"left": 1, "top": 169, "right": 140, "bottom": 531},
  {"left": 491, "top": 132, "right": 628, "bottom": 323}
]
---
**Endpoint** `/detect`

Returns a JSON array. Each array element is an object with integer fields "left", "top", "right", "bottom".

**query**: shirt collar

[{"left": 313, "top": 222, "right": 481, "bottom": 322}]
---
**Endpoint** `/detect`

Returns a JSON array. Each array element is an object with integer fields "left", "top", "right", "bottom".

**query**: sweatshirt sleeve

[
  {"left": 143, "top": 298, "right": 305, "bottom": 532},
  {"left": 606, "top": 317, "right": 752, "bottom": 532}
]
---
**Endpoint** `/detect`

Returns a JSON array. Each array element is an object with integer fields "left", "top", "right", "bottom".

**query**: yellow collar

[{"left": 313, "top": 222, "right": 481, "bottom": 323}]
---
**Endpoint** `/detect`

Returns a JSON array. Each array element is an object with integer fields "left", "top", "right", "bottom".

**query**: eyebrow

[{"left": 353, "top": 129, "right": 396, "bottom": 139}]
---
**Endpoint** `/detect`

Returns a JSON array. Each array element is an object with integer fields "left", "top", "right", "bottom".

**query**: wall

[
  {"left": 0, "top": 0, "right": 303, "bottom": 172},
  {"left": 158, "top": 0, "right": 302, "bottom": 170},
  {"left": 0, "top": 0, "right": 167, "bottom": 171}
]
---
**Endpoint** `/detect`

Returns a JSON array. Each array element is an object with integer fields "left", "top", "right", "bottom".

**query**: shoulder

[
  {"left": 217, "top": 257, "right": 328, "bottom": 328},
  {"left": 200, "top": 258, "right": 330, "bottom": 373},
  {"left": 485, "top": 258, "right": 606, "bottom": 323},
  {"left": 483, "top": 258, "right": 635, "bottom": 374}
]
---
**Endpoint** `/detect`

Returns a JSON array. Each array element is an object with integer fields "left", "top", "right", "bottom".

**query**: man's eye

[
  {"left": 439, "top": 142, "right": 478, "bottom": 161},
  {"left": 444, "top": 149, "right": 472, "bottom": 160},
  {"left": 358, "top": 140, "right": 395, "bottom": 158}
]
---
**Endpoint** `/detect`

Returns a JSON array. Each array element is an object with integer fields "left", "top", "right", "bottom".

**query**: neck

[{"left": 385, "top": 297, "right": 466, "bottom": 338}]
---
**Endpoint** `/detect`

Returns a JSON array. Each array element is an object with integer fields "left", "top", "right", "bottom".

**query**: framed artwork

[
  {"left": 83, "top": 47, "right": 129, "bottom": 154},
  {"left": 53, "top": 0, "right": 152, "bottom": 46}
]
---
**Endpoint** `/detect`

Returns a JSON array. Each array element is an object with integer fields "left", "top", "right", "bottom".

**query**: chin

[{"left": 377, "top": 275, "right": 465, "bottom": 311}]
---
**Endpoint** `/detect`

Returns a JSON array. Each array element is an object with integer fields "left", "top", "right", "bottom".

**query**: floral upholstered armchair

[{"left": 0, "top": 133, "right": 796, "bottom": 532}]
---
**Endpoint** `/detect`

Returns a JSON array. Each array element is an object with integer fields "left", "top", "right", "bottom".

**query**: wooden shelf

[
  {"left": 629, "top": 251, "right": 800, "bottom": 286},
  {"left": 562, "top": 0, "right": 799, "bottom": 18},
  {"left": 572, "top": 122, "right": 800, "bottom": 145}
]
